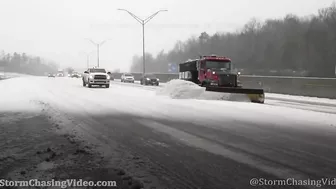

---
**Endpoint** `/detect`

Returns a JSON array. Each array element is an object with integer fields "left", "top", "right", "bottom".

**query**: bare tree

[{"left": 130, "top": 3, "right": 336, "bottom": 77}]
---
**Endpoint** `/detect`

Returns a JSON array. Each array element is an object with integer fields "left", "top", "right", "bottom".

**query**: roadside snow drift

[
  {"left": 157, "top": 79, "right": 205, "bottom": 99},
  {"left": 0, "top": 72, "right": 33, "bottom": 78},
  {"left": 156, "top": 79, "right": 250, "bottom": 102},
  {"left": 0, "top": 77, "right": 41, "bottom": 112}
]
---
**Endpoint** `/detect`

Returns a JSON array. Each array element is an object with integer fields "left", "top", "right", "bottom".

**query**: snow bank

[
  {"left": 0, "top": 72, "right": 33, "bottom": 80},
  {"left": 0, "top": 77, "right": 40, "bottom": 113},
  {"left": 156, "top": 79, "right": 250, "bottom": 102},
  {"left": 156, "top": 79, "right": 205, "bottom": 99}
]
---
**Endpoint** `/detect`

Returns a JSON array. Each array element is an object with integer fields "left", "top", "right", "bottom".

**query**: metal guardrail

[{"left": 110, "top": 72, "right": 336, "bottom": 99}]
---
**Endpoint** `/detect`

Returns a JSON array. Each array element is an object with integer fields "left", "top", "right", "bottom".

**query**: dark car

[
  {"left": 140, "top": 74, "right": 159, "bottom": 86},
  {"left": 107, "top": 72, "right": 114, "bottom": 81},
  {"left": 48, "top": 73, "right": 56, "bottom": 77}
]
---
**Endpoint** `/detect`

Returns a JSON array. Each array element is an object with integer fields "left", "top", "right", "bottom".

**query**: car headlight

[{"left": 89, "top": 75, "right": 93, "bottom": 79}]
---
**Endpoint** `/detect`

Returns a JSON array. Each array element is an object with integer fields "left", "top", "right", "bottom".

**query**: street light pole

[
  {"left": 87, "top": 54, "right": 89, "bottom": 68},
  {"left": 82, "top": 51, "right": 95, "bottom": 69},
  {"left": 86, "top": 54, "right": 90, "bottom": 68},
  {"left": 117, "top": 9, "right": 167, "bottom": 74},
  {"left": 97, "top": 44, "right": 100, "bottom": 68},
  {"left": 142, "top": 24, "right": 145, "bottom": 74},
  {"left": 85, "top": 38, "right": 109, "bottom": 68}
]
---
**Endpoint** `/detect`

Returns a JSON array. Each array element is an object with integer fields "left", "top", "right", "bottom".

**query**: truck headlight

[
  {"left": 157, "top": 78, "right": 159, "bottom": 81},
  {"left": 146, "top": 78, "right": 150, "bottom": 80},
  {"left": 107, "top": 75, "right": 110, "bottom": 80},
  {"left": 89, "top": 75, "right": 93, "bottom": 79}
]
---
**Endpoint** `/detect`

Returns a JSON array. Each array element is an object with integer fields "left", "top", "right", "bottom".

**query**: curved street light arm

[
  {"left": 99, "top": 40, "right": 107, "bottom": 46},
  {"left": 144, "top": 10, "right": 167, "bottom": 24},
  {"left": 99, "top": 39, "right": 112, "bottom": 46},
  {"left": 85, "top": 38, "right": 98, "bottom": 46},
  {"left": 83, "top": 51, "right": 95, "bottom": 56},
  {"left": 117, "top": 9, "right": 143, "bottom": 24}
]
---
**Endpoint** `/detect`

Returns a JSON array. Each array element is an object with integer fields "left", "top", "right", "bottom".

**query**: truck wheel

[
  {"left": 88, "top": 84, "right": 92, "bottom": 88},
  {"left": 106, "top": 84, "right": 110, "bottom": 88},
  {"left": 82, "top": 80, "right": 86, "bottom": 87}
]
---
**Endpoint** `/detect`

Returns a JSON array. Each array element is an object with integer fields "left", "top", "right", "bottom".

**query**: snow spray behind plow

[{"left": 156, "top": 80, "right": 251, "bottom": 102}]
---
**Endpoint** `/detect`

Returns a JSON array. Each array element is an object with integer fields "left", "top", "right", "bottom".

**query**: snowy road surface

[{"left": 1, "top": 76, "right": 336, "bottom": 189}]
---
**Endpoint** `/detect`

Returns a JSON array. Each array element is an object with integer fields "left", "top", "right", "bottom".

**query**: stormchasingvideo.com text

[
  {"left": 250, "top": 178, "right": 336, "bottom": 187},
  {"left": 0, "top": 179, "right": 117, "bottom": 188}
]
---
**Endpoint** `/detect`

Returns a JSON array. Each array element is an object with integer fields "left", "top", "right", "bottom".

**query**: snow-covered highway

[{"left": 1, "top": 76, "right": 336, "bottom": 189}]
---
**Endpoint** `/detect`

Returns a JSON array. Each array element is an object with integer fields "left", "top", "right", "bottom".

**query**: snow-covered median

[{"left": 156, "top": 79, "right": 250, "bottom": 102}]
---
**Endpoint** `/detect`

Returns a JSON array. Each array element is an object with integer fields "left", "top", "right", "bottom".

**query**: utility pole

[
  {"left": 117, "top": 9, "right": 167, "bottom": 74},
  {"left": 85, "top": 39, "right": 110, "bottom": 68}
]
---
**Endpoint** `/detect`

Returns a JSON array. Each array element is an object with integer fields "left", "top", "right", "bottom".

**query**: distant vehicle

[
  {"left": 57, "top": 69, "right": 64, "bottom": 77},
  {"left": 48, "top": 73, "right": 56, "bottom": 77},
  {"left": 107, "top": 72, "right": 114, "bottom": 81},
  {"left": 140, "top": 74, "right": 159, "bottom": 86},
  {"left": 70, "top": 72, "right": 81, "bottom": 78},
  {"left": 121, "top": 73, "right": 134, "bottom": 83},
  {"left": 56, "top": 73, "right": 64, "bottom": 77},
  {"left": 82, "top": 67, "right": 110, "bottom": 88}
]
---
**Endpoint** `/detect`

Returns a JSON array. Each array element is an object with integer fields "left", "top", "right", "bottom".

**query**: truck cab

[
  {"left": 82, "top": 67, "right": 110, "bottom": 88},
  {"left": 179, "top": 55, "right": 242, "bottom": 87}
]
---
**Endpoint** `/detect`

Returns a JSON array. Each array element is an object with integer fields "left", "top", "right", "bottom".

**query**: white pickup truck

[{"left": 82, "top": 68, "right": 111, "bottom": 88}]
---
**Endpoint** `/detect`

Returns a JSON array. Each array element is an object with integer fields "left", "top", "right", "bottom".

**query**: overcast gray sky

[{"left": 0, "top": 0, "right": 335, "bottom": 71}]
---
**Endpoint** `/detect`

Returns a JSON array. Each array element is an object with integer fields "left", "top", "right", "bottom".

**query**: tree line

[
  {"left": 130, "top": 3, "right": 336, "bottom": 77},
  {"left": 0, "top": 51, "right": 58, "bottom": 76}
]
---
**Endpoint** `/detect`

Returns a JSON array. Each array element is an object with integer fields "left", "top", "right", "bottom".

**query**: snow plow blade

[{"left": 205, "top": 87, "right": 265, "bottom": 103}]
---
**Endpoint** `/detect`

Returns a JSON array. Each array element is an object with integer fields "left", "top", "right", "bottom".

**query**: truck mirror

[{"left": 84, "top": 71, "right": 88, "bottom": 74}]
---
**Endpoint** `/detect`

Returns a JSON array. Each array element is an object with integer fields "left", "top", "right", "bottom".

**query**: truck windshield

[
  {"left": 125, "top": 74, "right": 133, "bottom": 76},
  {"left": 90, "top": 69, "right": 106, "bottom": 73},
  {"left": 205, "top": 61, "right": 231, "bottom": 70}
]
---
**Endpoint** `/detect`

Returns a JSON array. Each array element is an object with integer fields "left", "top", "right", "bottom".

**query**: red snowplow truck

[{"left": 179, "top": 55, "right": 265, "bottom": 103}]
